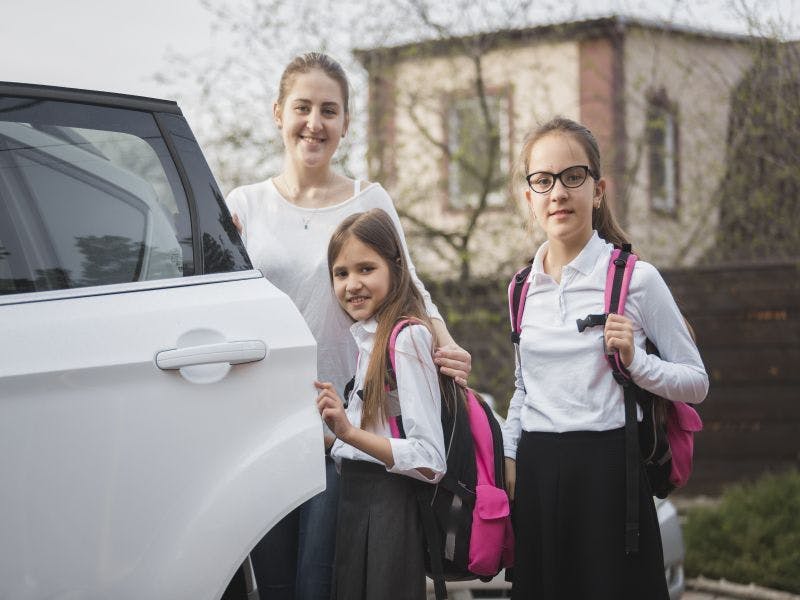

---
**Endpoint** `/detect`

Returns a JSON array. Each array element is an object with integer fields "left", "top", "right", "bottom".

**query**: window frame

[
  {"left": 441, "top": 86, "right": 513, "bottom": 213},
  {"left": 646, "top": 89, "right": 681, "bottom": 216},
  {"left": 0, "top": 84, "right": 252, "bottom": 298}
]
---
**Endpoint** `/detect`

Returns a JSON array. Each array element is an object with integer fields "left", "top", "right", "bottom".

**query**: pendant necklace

[{"left": 279, "top": 172, "right": 335, "bottom": 230}]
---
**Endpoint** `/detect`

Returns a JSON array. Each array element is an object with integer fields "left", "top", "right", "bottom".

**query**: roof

[{"left": 354, "top": 15, "right": 758, "bottom": 68}]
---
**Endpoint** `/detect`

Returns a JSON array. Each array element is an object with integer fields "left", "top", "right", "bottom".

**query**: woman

[{"left": 225, "top": 52, "right": 470, "bottom": 600}]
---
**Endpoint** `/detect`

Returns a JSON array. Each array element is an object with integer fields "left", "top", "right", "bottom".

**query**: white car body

[{"left": 0, "top": 83, "right": 325, "bottom": 599}]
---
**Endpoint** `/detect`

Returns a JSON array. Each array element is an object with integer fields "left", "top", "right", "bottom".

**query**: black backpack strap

[
  {"left": 508, "top": 264, "right": 532, "bottom": 344},
  {"left": 416, "top": 486, "right": 448, "bottom": 600},
  {"left": 342, "top": 376, "right": 355, "bottom": 408},
  {"left": 607, "top": 247, "right": 640, "bottom": 554}
]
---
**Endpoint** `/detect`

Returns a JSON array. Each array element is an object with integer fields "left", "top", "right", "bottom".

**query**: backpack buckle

[{"left": 576, "top": 313, "right": 607, "bottom": 333}]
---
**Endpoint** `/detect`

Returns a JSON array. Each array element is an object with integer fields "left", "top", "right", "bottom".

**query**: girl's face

[
  {"left": 331, "top": 236, "right": 392, "bottom": 322},
  {"left": 525, "top": 132, "right": 605, "bottom": 248},
  {"left": 274, "top": 69, "right": 348, "bottom": 170}
]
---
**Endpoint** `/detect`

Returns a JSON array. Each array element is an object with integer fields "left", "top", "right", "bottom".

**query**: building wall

[
  {"left": 366, "top": 24, "right": 757, "bottom": 277},
  {"left": 621, "top": 29, "right": 754, "bottom": 267},
  {"left": 385, "top": 40, "right": 582, "bottom": 278}
]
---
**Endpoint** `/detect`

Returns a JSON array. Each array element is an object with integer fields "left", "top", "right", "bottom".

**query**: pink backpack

[
  {"left": 508, "top": 246, "right": 702, "bottom": 551},
  {"left": 387, "top": 319, "right": 513, "bottom": 600}
]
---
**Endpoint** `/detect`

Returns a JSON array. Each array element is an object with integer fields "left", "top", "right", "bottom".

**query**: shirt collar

[
  {"left": 529, "top": 230, "right": 606, "bottom": 282},
  {"left": 350, "top": 317, "right": 378, "bottom": 346}
]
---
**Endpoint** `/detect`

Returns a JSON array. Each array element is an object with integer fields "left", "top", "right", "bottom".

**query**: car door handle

[{"left": 155, "top": 340, "right": 267, "bottom": 370}]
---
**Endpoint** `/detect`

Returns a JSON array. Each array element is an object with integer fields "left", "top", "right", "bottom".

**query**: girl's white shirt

[
  {"left": 330, "top": 318, "right": 446, "bottom": 484},
  {"left": 225, "top": 179, "right": 442, "bottom": 399},
  {"left": 502, "top": 231, "right": 709, "bottom": 459}
]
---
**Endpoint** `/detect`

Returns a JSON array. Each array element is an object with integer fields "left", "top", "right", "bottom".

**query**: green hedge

[{"left": 684, "top": 469, "right": 800, "bottom": 593}]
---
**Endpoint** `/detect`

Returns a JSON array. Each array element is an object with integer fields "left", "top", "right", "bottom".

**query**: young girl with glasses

[
  {"left": 225, "top": 53, "right": 470, "bottom": 600},
  {"left": 502, "top": 117, "right": 708, "bottom": 599},
  {"left": 316, "top": 208, "right": 446, "bottom": 600}
]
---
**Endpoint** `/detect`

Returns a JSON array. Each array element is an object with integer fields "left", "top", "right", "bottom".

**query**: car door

[{"left": 0, "top": 84, "right": 324, "bottom": 600}]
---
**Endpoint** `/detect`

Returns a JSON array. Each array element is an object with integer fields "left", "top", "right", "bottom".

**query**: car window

[{"left": 0, "top": 98, "right": 194, "bottom": 294}]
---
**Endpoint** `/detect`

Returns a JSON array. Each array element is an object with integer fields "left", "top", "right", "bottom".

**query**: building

[{"left": 355, "top": 16, "right": 758, "bottom": 278}]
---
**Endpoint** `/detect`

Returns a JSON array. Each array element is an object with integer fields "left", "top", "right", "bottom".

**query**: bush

[{"left": 684, "top": 469, "right": 800, "bottom": 593}]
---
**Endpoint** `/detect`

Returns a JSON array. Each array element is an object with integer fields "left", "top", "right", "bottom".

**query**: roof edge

[{"left": 354, "top": 14, "right": 760, "bottom": 67}]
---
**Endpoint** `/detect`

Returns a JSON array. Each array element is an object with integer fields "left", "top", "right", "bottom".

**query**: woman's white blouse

[
  {"left": 330, "top": 319, "right": 447, "bottom": 483},
  {"left": 225, "top": 179, "right": 442, "bottom": 399},
  {"left": 502, "top": 231, "right": 709, "bottom": 460}
]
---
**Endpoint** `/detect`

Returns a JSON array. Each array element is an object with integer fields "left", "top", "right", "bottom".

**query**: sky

[
  {"left": 2, "top": 1, "right": 797, "bottom": 97},
  {"left": 1, "top": 0, "right": 796, "bottom": 170}
]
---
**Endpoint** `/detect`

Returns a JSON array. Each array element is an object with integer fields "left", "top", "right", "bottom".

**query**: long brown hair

[
  {"left": 327, "top": 209, "right": 433, "bottom": 429},
  {"left": 516, "top": 116, "right": 630, "bottom": 248}
]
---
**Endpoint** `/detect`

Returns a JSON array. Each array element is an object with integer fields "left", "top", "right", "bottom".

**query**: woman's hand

[
  {"left": 604, "top": 313, "right": 635, "bottom": 368},
  {"left": 504, "top": 457, "right": 516, "bottom": 501},
  {"left": 231, "top": 212, "right": 243, "bottom": 234},
  {"left": 315, "top": 381, "right": 353, "bottom": 441},
  {"left": 434, "top": 343, "right": 472, "bottom": 387}
]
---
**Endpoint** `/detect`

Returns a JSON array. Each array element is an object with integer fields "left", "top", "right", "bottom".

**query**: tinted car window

[
  {"left": 156, "top": 112, "right": 251, "bottom": 274},
  {"left": 0, "top": 98, "right": 193, "bottom": 294}
]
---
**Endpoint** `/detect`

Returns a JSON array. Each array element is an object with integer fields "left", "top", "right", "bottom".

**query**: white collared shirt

[
  {"left": 502, "top": 231, "right": 709, "bottom": 459},
  {"left": 330, "top": 318, "right": 446, "bottom": 483}
]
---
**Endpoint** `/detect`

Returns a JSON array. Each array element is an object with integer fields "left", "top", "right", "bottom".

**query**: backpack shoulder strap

[
  {"left": 605, "top": 245, "right": 637, "bottom": 380},
  {"left": 388, "top": 318, "right": 415, "bottom": 373},
  {"left": 508, "top": 264, "right": 532, "bottom": 344},
  {"left": 386, "top": 318, "right": 418, "bottom": 439},
  {"left": 605, "top": 244, "right": 644, "bottom": 554}
]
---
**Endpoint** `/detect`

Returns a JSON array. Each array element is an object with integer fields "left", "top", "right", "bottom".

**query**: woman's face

[
  {"left": 274, "top": 68, "right": 348, "bottom": 170},
  {"left": 524, "top": 132, "right": 604, "bottom": 248}
]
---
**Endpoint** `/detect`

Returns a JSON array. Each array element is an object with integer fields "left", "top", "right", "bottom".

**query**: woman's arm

[{"left": 430, "top": 319, "right": 471, "bottom": 386}]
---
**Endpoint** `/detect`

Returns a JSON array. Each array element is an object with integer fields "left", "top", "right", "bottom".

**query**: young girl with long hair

[
  {"left": 502, "top": 117, "right": 708, "bottom": 598},
  {"left": 316, "top": 208, "right": 446, "bottom": 600},
  {"left": 225, "top": 53, "right": 469, "bottom": 599}
]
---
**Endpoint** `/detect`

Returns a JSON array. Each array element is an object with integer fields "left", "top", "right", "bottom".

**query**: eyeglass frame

[{"left": 525, "top": 165, "right": 599, "bottom": 194}]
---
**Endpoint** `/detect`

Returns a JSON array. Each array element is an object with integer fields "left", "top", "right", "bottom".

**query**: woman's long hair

[
  {"left": 515, "top": 116, "right": 631, "bottom": 248},
  {"left": 328, "top": 208, "right": 433, "bottom": 429}
]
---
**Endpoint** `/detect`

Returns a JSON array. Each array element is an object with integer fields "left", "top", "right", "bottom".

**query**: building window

[
  {"left": 647, "top": 92, "right": 679, "bottom": 214},
  {"left": 445, "top": 90, "right": 509, "bottom": 210}
]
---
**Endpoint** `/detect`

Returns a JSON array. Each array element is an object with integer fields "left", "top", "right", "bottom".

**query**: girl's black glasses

[{"left": 525, "top": 165, "right": 598, "bottom": 194}]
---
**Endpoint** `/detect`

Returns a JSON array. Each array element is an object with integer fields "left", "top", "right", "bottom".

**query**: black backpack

[{"left": 386, "top": 319, "right": 513, "bottom": 600}]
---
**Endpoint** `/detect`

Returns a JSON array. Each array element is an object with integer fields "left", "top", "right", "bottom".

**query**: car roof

[{"left": 0, "top": 81, "right": 182, "bottom": 115}]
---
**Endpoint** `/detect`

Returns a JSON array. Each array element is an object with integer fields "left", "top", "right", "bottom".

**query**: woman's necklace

[{"left": 278, "top": 172, "right": 335, "bottom": 230}]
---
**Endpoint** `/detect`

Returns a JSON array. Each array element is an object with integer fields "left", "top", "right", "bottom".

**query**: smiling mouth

[
  {"left": 347, "top": 296, "right": 369, "bottom": 306},
  {"left": 301, "top": 135, "right": 326, "bottom": 144}
]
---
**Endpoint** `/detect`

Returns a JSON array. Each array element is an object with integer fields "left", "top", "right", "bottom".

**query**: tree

[
  {"left": 158, "top": 0, "right": 799, "bottom": 281},
  {"left": 708, "top": 39, "right": 800, "bottom": 263}
]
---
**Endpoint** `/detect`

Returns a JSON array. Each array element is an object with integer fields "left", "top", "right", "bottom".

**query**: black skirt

[
  {"left": 333, "top": 459, "right": 427, "bottom": 600},
  {"left": 511, "top": 427, "right": 669, "bottom": 600}
]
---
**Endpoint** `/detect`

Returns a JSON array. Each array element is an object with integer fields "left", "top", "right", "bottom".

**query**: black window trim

[
  {"left": 0, "top": 82, "right": 182, "bottom": 116},
  {"left": 152, "top": 112, "right": 202, "bottom": 275}
]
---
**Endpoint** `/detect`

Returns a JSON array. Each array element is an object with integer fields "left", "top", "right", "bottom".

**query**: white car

[{"left": 0, "top": 82, "right": 324, "bottom": 600}]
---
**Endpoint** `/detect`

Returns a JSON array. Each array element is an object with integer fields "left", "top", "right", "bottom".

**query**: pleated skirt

[
  {"left": 333, "top": 459, "right": 426, "bottom": 600},
  {"left": 511, "top": 427, "right": 669, "bottom": 600}
]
